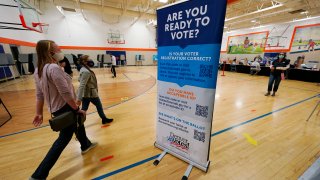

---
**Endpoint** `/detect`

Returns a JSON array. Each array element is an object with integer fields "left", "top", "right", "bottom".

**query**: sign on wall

[{"left": 155, "top": 0, "right": 226, "bottom": 172}]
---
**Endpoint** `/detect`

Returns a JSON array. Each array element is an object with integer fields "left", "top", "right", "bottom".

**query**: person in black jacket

[
  {"left": 58, "top": 57, "right": 73, "bottom": 77},
  {"left": 265, "top": 52, "right": 290, "bottom": 96}
]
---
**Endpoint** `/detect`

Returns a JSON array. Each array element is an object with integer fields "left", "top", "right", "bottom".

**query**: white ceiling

[{"left": 26, "top": 0, "right": 320, "bottom": 31}]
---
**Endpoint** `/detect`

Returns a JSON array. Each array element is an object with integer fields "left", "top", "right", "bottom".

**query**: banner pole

[
  {"left": 153, "top": 150, "right": 167, "bottom": 166},
  {"left": 182, "top": 164, "right": 193, "bottom": 180}
]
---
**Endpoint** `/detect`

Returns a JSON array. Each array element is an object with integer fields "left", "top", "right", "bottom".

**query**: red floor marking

[
  {"left": 251, "top": 109, "right": 256, "bottom": 112},
  {"left": 100, "top": 155, "right": 114, "bottom": 162},
  {"left": 101, "top": 125, "right": 110, "bottom": 128}
]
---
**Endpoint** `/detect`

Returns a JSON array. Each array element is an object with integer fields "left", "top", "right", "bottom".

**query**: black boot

[
  {"left": 271, "top": 92, "right": 276, "bottom": 96},
  {"left": 102, "top": 118, "right": 113, "bottom": 124},
  {"left": 265, "top": 91, "right": 271, "bottom": 96}
]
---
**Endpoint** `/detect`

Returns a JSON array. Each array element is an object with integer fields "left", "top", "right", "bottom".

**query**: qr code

[
  {"left": 199, "top": 65, "right": 213, "bottom": 78},
  {"left": 194, "top": 130, "right": 205, "bottom": 142},
  {"left": 195, "top": 104, "right": 208, "bottom": 118}
]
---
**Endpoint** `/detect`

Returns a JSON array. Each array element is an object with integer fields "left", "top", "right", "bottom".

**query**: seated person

[
  {"left": 243, "top": 58, "right": 248, "bottom": 65},
  {"left": 294, "top": 56, "right": 305, "bottom": 69},
  {"left": 250, "top": 60, "right": 261, "bottom": 75}
]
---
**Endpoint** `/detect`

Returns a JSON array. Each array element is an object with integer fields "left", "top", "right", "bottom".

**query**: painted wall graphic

[
  {"left": 290, "top": 24, "right": 320, "bottom": 53},
  {"left": 227, "top": 31, "right": 268, "bottom": 54}
]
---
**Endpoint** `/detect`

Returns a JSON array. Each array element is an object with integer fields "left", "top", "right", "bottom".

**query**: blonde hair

[{"left": 36, "top": 40, "right": 55, "bottom": 78}]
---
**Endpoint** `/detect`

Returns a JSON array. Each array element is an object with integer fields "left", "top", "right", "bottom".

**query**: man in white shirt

[
  {"left": 111, "top": 54, "right": 116, "bottom": 78},
  {"left": 250, "top": 60, "right": 261, "bottom": 75}
]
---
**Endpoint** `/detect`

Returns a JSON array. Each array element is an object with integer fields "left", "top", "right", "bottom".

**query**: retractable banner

[{"left": 155, "top": 0, "right": 227, "bottom": 171}]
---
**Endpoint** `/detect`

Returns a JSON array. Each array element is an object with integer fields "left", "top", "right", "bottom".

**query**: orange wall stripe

[
  {"left": 0, "top": 37, "right": 157, "bottom": 51},
  {"left": 59, "top": 46, "right": 157, "bottom": 51},
  {"left": 0, "top": 37, "right": 36, "bottom": 47}
]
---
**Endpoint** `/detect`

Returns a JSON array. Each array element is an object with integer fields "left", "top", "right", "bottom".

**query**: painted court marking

[
  {"left": 100, "top": 155, "right": 114, "bottom": 162},
  {"left": 243, "top": 133, "right": 258, "bottom": 146}
]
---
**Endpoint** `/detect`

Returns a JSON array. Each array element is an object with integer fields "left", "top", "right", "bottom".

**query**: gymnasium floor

[{"left": 0, "top": 66, "right": 319, "bottom": 180}]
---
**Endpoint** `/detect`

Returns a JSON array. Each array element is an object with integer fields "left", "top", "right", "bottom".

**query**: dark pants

[
  {"left": 111, "top": 65, "right": 116, "bottom": 77},
  {"left": 31, "top": 105, "right": 91, "bottom": 179},
  {"left": 82, "top": 97, "right": 107, "bottom": 121},
  {"left": 267, "top": 74, "right": 281, "bottom": 92}
]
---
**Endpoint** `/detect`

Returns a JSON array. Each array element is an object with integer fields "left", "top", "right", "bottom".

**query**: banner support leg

[
  {"left": 182, "top": 164, "right": 193, "bottom": 180},
  {"left": 153, "top": 150, "right": 167, "bottom": 166}
]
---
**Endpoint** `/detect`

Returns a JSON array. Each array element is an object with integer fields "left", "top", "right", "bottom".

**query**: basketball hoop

[
  {"left": 16, "top": 0, "right": 48, "bottom": 33},
  {"left": 32, "top": 22, "right": 49, "bottom": 34}
]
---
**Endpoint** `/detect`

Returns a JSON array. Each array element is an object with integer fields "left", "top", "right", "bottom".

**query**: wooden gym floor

[{"left": 0, "top": 66, "right": 319, "bottom": 180}]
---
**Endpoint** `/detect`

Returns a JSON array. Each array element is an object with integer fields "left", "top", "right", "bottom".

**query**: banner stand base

[
  {"left": 153, "top": 150, "right": 167, "bottom": 166},
  {"left": 154, "top": 142, "right": 210, "bottom": 172},
  {"left": 182, "top": 164, "right": 193, "bottom": 180}
]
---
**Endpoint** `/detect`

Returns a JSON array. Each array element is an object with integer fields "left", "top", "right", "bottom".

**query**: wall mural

[
  {"left": 290, "top": 24, "right": 320, "bottom": 53},
  {"left": 227, "top": 31, "right": 268, "bottom": 54}
]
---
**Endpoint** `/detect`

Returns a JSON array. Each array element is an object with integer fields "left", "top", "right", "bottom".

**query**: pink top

[{"left": 34, "top": 63, "right": 76, "bottom": 113}]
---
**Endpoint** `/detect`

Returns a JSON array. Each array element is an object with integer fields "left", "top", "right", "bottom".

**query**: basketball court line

[
  {"left": 92, "top": 93, "right": 319, "bottom": 180},
  {"left": 122, "top": 73, "right": 132, "bottom": 81}
]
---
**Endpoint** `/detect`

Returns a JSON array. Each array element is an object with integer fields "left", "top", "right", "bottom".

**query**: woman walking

[
  {"left": 77, "top": 55, "right": 113, "bottom": 124},
  {"left": 30, "top": 40, "right": 97, "bottom": 180}
]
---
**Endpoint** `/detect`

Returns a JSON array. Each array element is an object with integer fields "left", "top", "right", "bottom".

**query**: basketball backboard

[
  {"left": 17, "top": 0, "right": 47, "bottom": 33},
  {"left": 107, "top": 30, "right": 125, "bottom": 44},
  {"left": 0, "top": 0, "right": 47, "bottom": 33}
]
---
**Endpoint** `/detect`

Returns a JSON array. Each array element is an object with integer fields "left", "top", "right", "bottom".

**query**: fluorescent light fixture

[
  {"left": 292, "top": 15, "right": 320, "bottom": 22},
  {"left": 225, "top": 4, "right": 283, "bottom": 22},
  {"left": 251, "top": 19, "right": 256, "bottom": 22},
  {"left": 56, "top": 6, "right": 65, "bottom": 16},
  {"left": 300, "top": 11, "right": 308, "bottom": 14},
  {"left": 224, "top": 26, "right": 228, "bottom": 28},
  {"left": 159, "top": 0, "right": 168, "bottom": 3}
]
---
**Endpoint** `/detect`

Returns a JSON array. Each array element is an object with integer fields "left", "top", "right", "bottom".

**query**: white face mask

[{"left": 52, "top": 52, "right": 64, "bottom": 61}]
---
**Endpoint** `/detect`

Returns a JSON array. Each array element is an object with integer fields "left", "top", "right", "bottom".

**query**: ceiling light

[
  {"left": 56, "top": 6, "right": 65, "bottom": 16},
  {"left": 224, "top": 26, "right": 228, "bottom": 28},
  {"left": 251, "top": 19, "right": 256, "bottom": 23},
  {"left": 159, "top": 0, "right": 168, "bottom": 3},
  {"left": 291, "top": 15, "right": 320, "bottom": 22}
]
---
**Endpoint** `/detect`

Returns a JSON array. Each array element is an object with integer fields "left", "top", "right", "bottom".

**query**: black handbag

[
  {"left": 46, "top": 65, "right": 86, "bottom": 132},
  {"left": 49, "top": 111, "right": 86, "bottom": 132}
]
